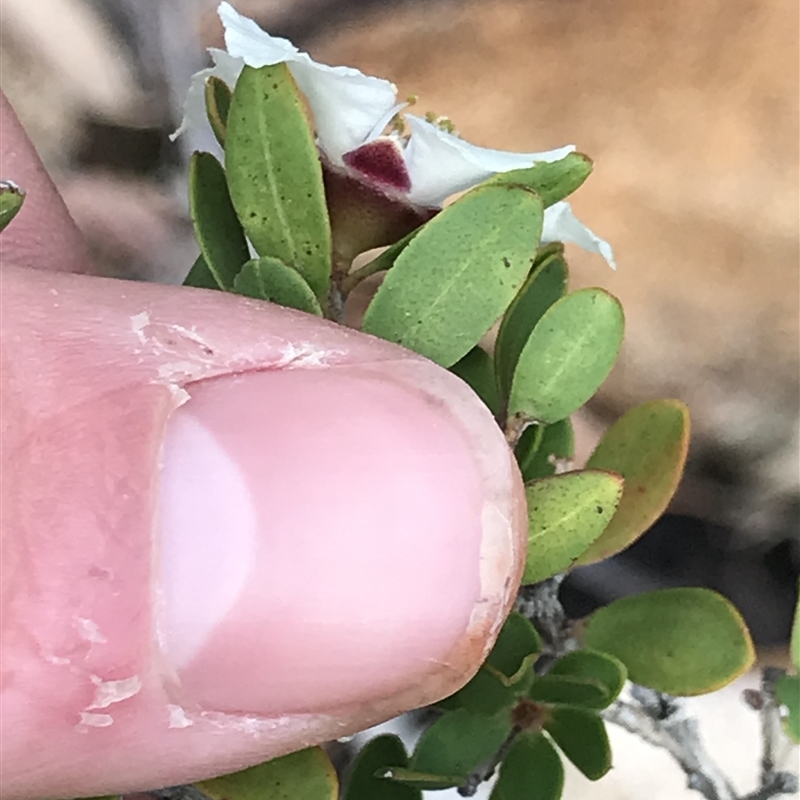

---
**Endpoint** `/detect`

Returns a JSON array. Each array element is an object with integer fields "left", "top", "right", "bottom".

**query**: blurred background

[{"left": 1, "top": 0, "right": 797, "bottom": 646}]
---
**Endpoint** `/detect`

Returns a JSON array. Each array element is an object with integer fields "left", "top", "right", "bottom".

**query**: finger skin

[
  {"left": 1, "top": 265, "right": 527, "bottom": 799},
  {"left": 0, "top": 93, "right": 92, "bottom": 274}
]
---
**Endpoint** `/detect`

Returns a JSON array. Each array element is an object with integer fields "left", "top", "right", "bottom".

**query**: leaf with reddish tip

[
  {"left": 582, "top": 588, "right": 755, "bottom": 695},
  {"left": 576, "top": 399, "right": 690, "bottom": 566}
]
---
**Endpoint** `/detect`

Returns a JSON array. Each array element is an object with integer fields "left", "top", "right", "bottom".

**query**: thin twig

[{"left": 603, "top": 681, "right": 798, "bottom": 800}]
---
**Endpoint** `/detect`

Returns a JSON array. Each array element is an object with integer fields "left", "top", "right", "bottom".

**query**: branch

[
  {"left": 604, "top": 686, "right": 737, "bottom": 800},
  {"left": 603, "top": 681, "right": 798, "bottom": 800}
]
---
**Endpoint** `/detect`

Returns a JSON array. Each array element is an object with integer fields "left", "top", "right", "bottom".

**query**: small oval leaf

[
  {"left": 485, "top": 152, "right": 594, "bottom": 207},
  {"left": 342, "top": 734, "right": 421, "bottom": 800},
  {"left": 548, "top": 649, "right": 627, "bottom": 706},
  {"left": 495, "top": 251, "right": 569, "bottom": 403},
  {"left": 226, "top": 64, "right": 331, "bottom": 298},
  {"left": 189, "top": 151, "right": 250, "bottom": 290},
  {"left": 508, "top": 288, "right": 624, "bottom": 424},
  {"left": 410, "top": 707, "right": 513, "bottom": 780},
  {"left": 233, "top": 256, "right": 323, "bottom": 315},
  {"left": 516, "top": 418, "right": 575, "bottom": 482},
  {"left": 490, "top": 732, "right": 564, "bottom": 800},
  {"left": 523, "top": 471, "right": 624, "bottom": 584},
  {"left": 545, "top": 706, "right": 611, "bottom": 781},
  {"left": 205, "top": 75, "right": 232, "bottom": 147},
  {"left": 362, "top": 184, "right": 544, "bottom": 367},
  {"left": 576, "top": 399, "right": 690, "bottom": 566},
  {"left": 528, "top": 674, "right": 609, "bottom": 708},
  {"left": 0, "top": 180, "right": 25, "bottom": 232},
  {"left": 196, "top": 747, "right": 338, "bottom": 800},
  {"left": 450, "top": 347, "right": 500, "bottom": 417},
  {"left": 582, "top": 588, "right": 756, "bottom": 695}
]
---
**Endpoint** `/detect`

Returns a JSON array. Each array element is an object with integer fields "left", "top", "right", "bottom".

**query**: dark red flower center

[{"left": 342, "top": 138, "right": 412, "bottom": 194}]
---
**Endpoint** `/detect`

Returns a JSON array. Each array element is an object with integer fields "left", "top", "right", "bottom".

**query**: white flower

[{"left": 176, "top": 1, "right": 615, "bottom": 267}]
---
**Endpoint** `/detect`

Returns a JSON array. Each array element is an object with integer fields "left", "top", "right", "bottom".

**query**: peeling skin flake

[
  {"left": 74, "top": 617, "right": 107, "bottom": 643},
  {"left": 79, "top": 712, "right": 114, "bottom": 728},
  {"left": 168, "top": 704, "right": 194, "bottom": 728},
  {"left": 87, "top": 674, "right": 142, "bottom": 709}
]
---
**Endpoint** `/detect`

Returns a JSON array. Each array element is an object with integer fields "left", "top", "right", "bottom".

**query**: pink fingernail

[{"left": 156, "top": 362, "right": 496, "bottom": 716}]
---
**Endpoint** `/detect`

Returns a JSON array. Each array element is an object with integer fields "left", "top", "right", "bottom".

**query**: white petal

[
  {"left": 288, "top": 61, "right": 400, "bottom": 163},
  {"left": 170, "top": 49, "right": 244, "bottom": 142},
  {"left": 542, "top": 201, "right": 617, "bottom": 269},
  {"left": 217, "top": 2, "right": 398, "bottom": 161},
  {"left": 402, "top": 115, "right": 576, "bottom": 207},
  {"left": 218, "top": 1, "right": 302, "bottom": 65}
]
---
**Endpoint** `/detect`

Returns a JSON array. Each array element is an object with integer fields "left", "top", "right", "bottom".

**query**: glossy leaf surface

[
  {"left": 342, "top": 734, "right": 420, "bottom": 800},
  {"left": 189, "top": 151, "right": 250, "bottom": 290},
  {"left": 583, "top": 588, "right": 756, "bottom": 695},
  {"left": 362, "top": 184, "right": 544, "bottom": 367},
  {"left": 545, "top": 706, "right": 611, "bottom": 781},
  {"left": 548, "top": 649, "right": 627, "bottom": 706},
  {"left": 226, "top": 64, "right": 331, "bottom": 298},
  {"left": 508, "top": 289, "right": 624, "bottom": 424},
  {"left": 523, "top": 471, "right": 624, "bottom": 584},
  {"left": 576, "top": 399, "right": 690, "bottom": 565},
  {"left": 528, "top": 674, "right": 609, "bottom": 708},
  {"left": 197, "top": 748, "right": 338, "bottom": 800},
  {"left": 233, "top": 256, "right": 322, "bottom": 315},
  {"left": 490, "top": 732, "right": 564, "bottom": 800},
  {"left": 410, "top": 707, "right": 512, "bottom": 781}
]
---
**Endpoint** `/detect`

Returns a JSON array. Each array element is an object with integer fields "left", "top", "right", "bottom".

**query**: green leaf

[
  {"left": 233, "top": 256, "right": 323, "bottom": 315},
  {"left": 495, "top": 251, "right": 569, "bottom": 403},
  {"left": 485, "top": 152, "right": 593, "bottom": 207},
  {"left": 790, "top": 584, "right": 800, "bottom": 668},
  {"left": 341, "top": 228, "right": 421, "bottom": 293},
  {"left": 362, "top": 184, "right": 544, "bottom": 367},
  {"left": 205, "top": 75, "right": 232, "bottom": 147},
  {"left": 490, "top": 732, "right": 564, "bottom": 800},
  {"left": 488, "top": 612, "right": 544, "bottom": 678},
  {"left": 196, "top": 747, "right": 338, "bottom": 800},
  {"left": 447, "top": 612, "right": 542, "bottom": 714},
  {"left": 528, "top": 674, "right": 609, "bottom": 708},
  {"left": 508, "top": 288, "right": 624, "bottom": 424},
  {"left": 545, "top": 706, "right": 611, "bottom": 781},
  {"left": 516, "top": 419, "right": 575, "bottom": 482},
  {"left": 548, "top": 649, "right": 627, "bottom": 706},
  {"left": 776, "top": 674, "right": 800, "bottom": 743},
  {"left": 582, "top": 588, "right": 756, "bottom": 695},
  {"left": 342, "top": 735, "right": 421, "bottom": 800},
  {"left": 189, "top": 151, "right": 250, "bottom": 290},
  {"left": 576, "top": 399, "right": 691, "bottom": 566},
  {"left": 410, "top": 707, "right": 513, "bottom": 780},
  {"left": 0, "top": 180, "right": 25, "bottom": 232},
  {"left": 378, "top": 767, "right": 465, "bottom": 791},
  {"left": 523, "top": 471, "right": 624, "bottom": 584},
  {"left": 226, "top": 64, "right": 331, "bottom": 298},
  {"left": 184, "top": 253, "right": 222, "bottom": 290},
  {"left": 450, "top": 347, "right": 500, "bottom": 416}
]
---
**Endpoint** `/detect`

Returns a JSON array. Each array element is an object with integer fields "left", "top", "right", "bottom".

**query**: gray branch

[{"left": 603, "top": 682, "right": 798, "bottom": 800}]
